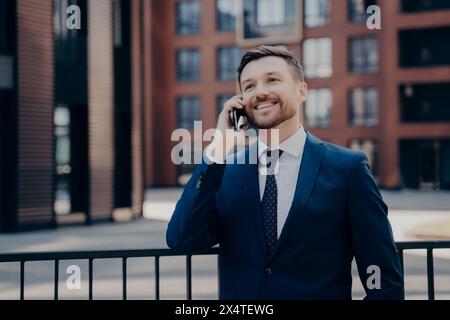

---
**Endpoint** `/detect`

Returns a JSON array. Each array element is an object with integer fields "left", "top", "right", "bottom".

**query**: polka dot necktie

[{"left": 261, "top": 149, "right": 283, "bottom": 253}]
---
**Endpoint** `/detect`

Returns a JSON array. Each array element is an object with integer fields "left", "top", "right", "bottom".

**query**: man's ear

[{"left": 298, "top": 81, "right": 308, "bottom": 102}]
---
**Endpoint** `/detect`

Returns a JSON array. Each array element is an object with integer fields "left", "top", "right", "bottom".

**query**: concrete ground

[{"left": 0, "top": 188, "right": 449, "bottom": 300}]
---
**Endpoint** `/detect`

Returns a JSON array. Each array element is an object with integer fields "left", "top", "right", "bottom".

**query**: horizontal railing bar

[
  {"left": 0, "top": 247, "right": 220, "bottom": 263},
  {"left": 396, "top": 241, "right": 450, "bottom": 250},
  {"left": 1, "top": 241, "right": 449, "bottom": 264}
]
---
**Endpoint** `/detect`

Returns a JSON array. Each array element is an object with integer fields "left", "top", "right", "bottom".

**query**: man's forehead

[{"left": 241, "top": 56, "right": 290, "bottom": 82}]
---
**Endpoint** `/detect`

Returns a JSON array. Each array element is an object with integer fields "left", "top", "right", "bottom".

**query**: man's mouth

[{"left": 255, "top": 101, "right": 279, "bottom": 110}]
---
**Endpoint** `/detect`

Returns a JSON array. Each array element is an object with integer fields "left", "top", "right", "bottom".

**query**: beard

[{"left": 245, "top": 94, "right": 297, "bottom": 129}]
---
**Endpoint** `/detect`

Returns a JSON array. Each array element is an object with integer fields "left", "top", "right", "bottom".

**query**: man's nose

[{"left": 255, "top": 84, "right": 270, "bottom": 99}]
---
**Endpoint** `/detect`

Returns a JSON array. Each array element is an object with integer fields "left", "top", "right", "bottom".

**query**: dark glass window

[
  {"left": 176, "top": 49, "right": 200, "bottom": 82},
  {"left": 348, "top": 0, "right": 377, "bottom": 22},
  {"left": 401, "top": 0, "right": 450, "bottom": 13},
  {"left": 177, "top": 97, "right": 201, "bottom": 129},
  {"left": 0, "top": 0, "right": 15, "bottom": 90},
  {"left": 176, "top": 1, "right": 201, "bottom": 35},
  {"left": 349, "top": 87, "right": 378, "bottom": 126},
  {"left": 0, "top": 0, "right": 15, "bottom": 53},
  {"left": 400, "top": 83, "right": 450, "bottom": 123},
  {"left": 349, "top": 37, "right": 378, "bottom": 74},
  {"left": 217, "top": 47, "right": 241, "bottom": 81},
  {"left": 304, "top": 0, "right": 330, "bottom": 28},
  {"left": 216, "top": 0, "right": 239, "bottom": 32},
  {"left": 399, "top": 27, "right": 450, "bottom": 68}
]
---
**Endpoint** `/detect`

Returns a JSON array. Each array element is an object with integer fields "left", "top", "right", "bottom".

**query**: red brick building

[{"left": 143, "top": 0, "right": 450, "bottom": 190}]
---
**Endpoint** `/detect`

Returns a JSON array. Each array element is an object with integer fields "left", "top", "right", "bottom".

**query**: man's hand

[{"left": 205, "top": 95, "right": 250, "bottom": 163}]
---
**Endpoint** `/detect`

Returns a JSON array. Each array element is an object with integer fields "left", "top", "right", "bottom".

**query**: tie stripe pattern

[{"left": 261, "top": 149, "right": 283, "bottom": 253}]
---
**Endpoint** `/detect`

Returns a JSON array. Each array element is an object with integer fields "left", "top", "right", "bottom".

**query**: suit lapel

[
  {"left": 268, "top": 132, "right": 325, "bottom": 261},
  {"left": 241, "top": 144, "right": 269, "bottom": 256}
]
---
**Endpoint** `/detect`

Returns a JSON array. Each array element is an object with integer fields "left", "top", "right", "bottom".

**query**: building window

[
  {"left": 350, "top": 139, "right": 378, "bottom": 179},
  {"left": 0, "top": 0, "right": 15, "bottom": 90},
  {"left": 302, "top": 38, "right": 332, "bottom": 78},
  {"left": 257, "top": 0, "right": 286, "bottom": 26},
  {"left": 401, "top": 0, "right": 450, "bottom": 13},
  {"left": 304, "top": 0, "right": 330, "bottom": 28},
  {"left": 54, "top": 106, "right": 72, "bottom": 215},
  {"left": 304, "top": 88, "right": 332, "bottom": 127},
  {"left": 177, "top": 97, "right": 201, "bottom": 129},
  {"left": 399, "top": 27, "right": 450, "bottom": 68},
  {"left": 348, "top": 0, "right": 376, "bottom": 22},
  {"left": 349, "top": 37, "right": 378, "bottom": 74},
  {"left": 400, "top": 83, "right": 450, "bottom": 123},
  {"left": 216, "top": 0, "right": 239, "bottom": 32},
  {"left": 349, "top": 87, "right": 378, "bottom": 126},
  {"left": 217, "top": 94, "right": 234, "bottom": 116},
  {"left": 241, "top": 0, "right": 299, "bottom": 42},
  {"left": 176, "top": 1, "right": 201, "bottom": 35},
  {"left": 176, "top": 49, "right": 200, "bottom": 82},
  {"left": 217, "top": 47, "right": 241, "bottom": 81}
]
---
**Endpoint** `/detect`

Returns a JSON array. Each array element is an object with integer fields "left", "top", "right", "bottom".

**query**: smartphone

[{"left": 231, "top": 107, "right": 247, "bottom": 131}]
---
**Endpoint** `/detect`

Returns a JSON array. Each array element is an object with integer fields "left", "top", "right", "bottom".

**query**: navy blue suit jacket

[{"left": 166, "top": 133, "right": 404, "bottom": 299}]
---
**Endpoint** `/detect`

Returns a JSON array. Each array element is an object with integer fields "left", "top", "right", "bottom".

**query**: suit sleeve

[
  {"left": 347, "top": 153, "right": 405, "bottom": 300},
  {"left": 166, "top": 157, "right": 225, "bottom": 254}
]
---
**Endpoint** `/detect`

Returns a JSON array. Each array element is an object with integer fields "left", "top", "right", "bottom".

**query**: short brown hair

[{"left": 237, "top": 45, "right": 304, "bottom": 89}]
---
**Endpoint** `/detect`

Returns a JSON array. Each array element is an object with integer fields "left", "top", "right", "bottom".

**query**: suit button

[{"left": 265, "top": 268, "right": 272, "bottom": 275}]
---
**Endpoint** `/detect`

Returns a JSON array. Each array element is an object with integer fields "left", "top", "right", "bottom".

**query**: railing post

[
  {"left": 427, "top": 248, "right": 435, "bottom": 300},
  {"left": 186, "top": 255, "right": 192, "bottom": 300},
  {"left": 217, "top": 254, "right": 220, "bottom": 299},
  {"left": 20, "top": 260, "right": 25, "bottom": 301},
  {"left": 54, "top": 259, "right": 59, "bottom": 300},
  {"left": 122, "top": 257, "right": 127, "bottom": 300},
  {"left": 89, "top": 258, "right": 93, "bottom": 300},
  {"left": 155, "top": 256, "right": 160, "bottom": 300}
]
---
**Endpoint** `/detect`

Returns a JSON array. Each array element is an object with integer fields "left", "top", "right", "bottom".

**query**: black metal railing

[
  {"left": 0, "top": 241, "right": 449, "bottom": 300},
  {"left": 0, "top": 247, "right": 219, "bottom": 300},
  {"left": 396, "top": 241, "right": 450, "bottom": 300}
]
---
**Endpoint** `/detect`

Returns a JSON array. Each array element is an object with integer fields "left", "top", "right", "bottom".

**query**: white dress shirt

[{"left": 258, "top": 126, "right": 307, "bottom": 237}]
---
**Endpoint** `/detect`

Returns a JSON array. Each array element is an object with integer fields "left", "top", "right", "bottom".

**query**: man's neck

[{"left": 258, "top": 119, "right": 302, "bottom": 148}]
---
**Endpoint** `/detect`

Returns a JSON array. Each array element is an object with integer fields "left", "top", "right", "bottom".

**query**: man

[{"left": 166, "top": 46, "right": 404, "bottom": 300}]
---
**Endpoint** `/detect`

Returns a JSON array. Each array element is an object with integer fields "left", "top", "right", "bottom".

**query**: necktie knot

[{"left": 264, "top": 149, "right": 284, "bottom": 171}]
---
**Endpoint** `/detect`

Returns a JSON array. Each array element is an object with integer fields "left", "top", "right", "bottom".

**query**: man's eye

[
  {"left": 269, "top": 78, "right": 279, "bottom": 83},
  {"left": 245, "top": 84, "right": 254, "bottom": 91}
]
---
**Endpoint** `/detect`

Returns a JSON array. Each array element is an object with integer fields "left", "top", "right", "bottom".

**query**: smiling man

[{"left": 166, "top": 46, "right": 404, "bottom": 300}]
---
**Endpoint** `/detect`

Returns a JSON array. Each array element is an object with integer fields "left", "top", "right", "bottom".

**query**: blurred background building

[
  {"left": 151, "top": 0, "right": 450, "bottom": 190},
  {"left": 0, "top": 0, "right": 145, "bottom": 232},
  {"left": 1, "top": 0, "right": 450, "bottom": 232}
]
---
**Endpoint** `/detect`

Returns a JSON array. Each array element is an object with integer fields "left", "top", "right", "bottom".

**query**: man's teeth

[{"left": 256, "top": 102, "right": 277, "bottom": 109}]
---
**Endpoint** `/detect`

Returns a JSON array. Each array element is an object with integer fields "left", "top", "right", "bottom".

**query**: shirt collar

[{"left": 257, "top": 126, "right": 307, "bottom": 159}]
